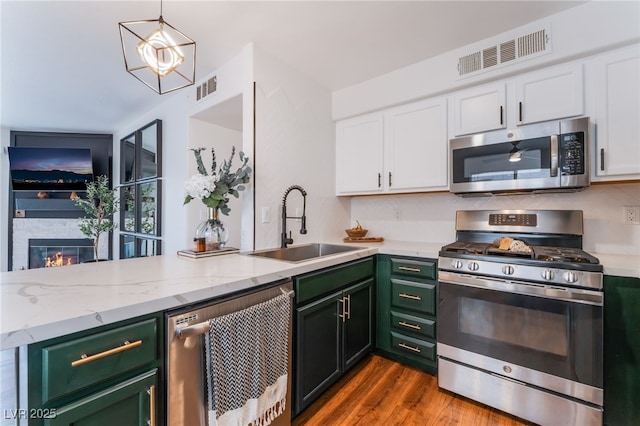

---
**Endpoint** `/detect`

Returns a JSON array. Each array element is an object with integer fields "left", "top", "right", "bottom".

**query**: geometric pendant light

[{"left": 118, "top": 0, "right": 196, "bottom": 94}]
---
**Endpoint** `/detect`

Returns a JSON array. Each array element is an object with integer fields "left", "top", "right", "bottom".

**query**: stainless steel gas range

[{"left": 437, "top": 210, "right": 603, "bottom": 426}]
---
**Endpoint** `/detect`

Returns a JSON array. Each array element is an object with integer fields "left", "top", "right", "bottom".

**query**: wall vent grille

[
  {"left": 483, "top": 46, "right": 498, "bottom": 68},
  {"left": 196, "top": 75, "right": 217, "bottom": 101},
  {"left": 458, "top": 51, "right": 482, "bottom": 76},
  {"left": 500, "top": 39, "right": 516, "bottom": 63},
  {"left": 457, "top": 26, "right": 550, "bottom": 77}
]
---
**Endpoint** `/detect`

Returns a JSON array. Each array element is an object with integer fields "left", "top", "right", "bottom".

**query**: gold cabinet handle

[
  {"left": 398, "top": 321, "right": 421, "bottom": 331},
  {"left": 398, "top": 266, "right": 421, "bottom": 273},
  {"left": 398, "top": 343, "right": 421, "bottom": 353},
  {"left": 147, "top": 385, "right": 156, "bottom": 426},
  {"left": 399, "top": 293, "right": 422, "bottom": 301},
  {"left": 338, "top": 297, "right": 346, "bottom": 323},
  {"left": 71, "top": 340, "right": 143, "bottom": 367}
]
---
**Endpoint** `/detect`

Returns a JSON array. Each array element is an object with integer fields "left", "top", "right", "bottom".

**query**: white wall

[
  {"left": 253, "top": 46, "right": 350, "bottom": 249},
  {"left": 187, "top": 118, "right": 243, "bottom": 248},
  {"left": 350, "top": 183, "right": 640, "bottom": 257},
  {"left": 333, "top": 1, "right": 640, "bottom": 120},
  {"left": 113, "top": 47, "right": 253, "bottom": 256}
]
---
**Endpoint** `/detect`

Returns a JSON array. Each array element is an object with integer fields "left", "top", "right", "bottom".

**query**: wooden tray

[{"left": 343, "top": 237, "right": 384, "bottom": 243}]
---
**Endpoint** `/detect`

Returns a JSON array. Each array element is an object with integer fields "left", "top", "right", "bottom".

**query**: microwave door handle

[{"left": 550, "top": 134, "right": 559, "bottom": 177}]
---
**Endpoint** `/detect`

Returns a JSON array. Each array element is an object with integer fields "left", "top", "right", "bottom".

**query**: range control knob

[
  {"left": 468, "top": 261, "right": 479, "bottom": 272},
  {"left": 541, "top": 269, "right": 555, "bottom": 281},
  {"left": 564, "top": 271, "right": 579, "bottom": 284},
  {"left": 502, "top": 265, "right": 515, "bottom": 275},
  {"left": 451, "top": 259, "right": 463, "bottom": 270}
]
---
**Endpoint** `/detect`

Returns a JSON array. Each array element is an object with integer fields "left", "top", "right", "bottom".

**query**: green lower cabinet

[
  {"left": 28, "top": 313, "right": 163, "bottom": 426},
  {"left": 376, "top": 254, "right": 438, "bottom": 374},
  {"left": 604, "top": 275, "right": 640, "bottom": 426},
  {"left": 293, "top": 258, "right": 374, "bottom": 417},
  {"left": 45, "top": 369, "right": 157, "bottom": 426}
]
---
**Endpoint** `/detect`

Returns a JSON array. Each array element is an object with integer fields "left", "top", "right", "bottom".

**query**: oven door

[{"left": 437, "top": 271, "right": 603, "bottom": 405}]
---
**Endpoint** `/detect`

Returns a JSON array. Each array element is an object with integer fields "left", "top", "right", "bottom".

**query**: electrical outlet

[
  {"left": 393, "top": 208, "right": 402, "bottom": 220},
  {"left": 623, "top": 206, "right": 640, "bottom": 224}
]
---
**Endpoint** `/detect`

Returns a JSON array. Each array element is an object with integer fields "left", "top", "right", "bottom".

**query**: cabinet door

[
  {"left": 385, "top": 98, "right": 448, "bottom": 191},
  {"left": 452, "top": 83, "right": 506, "bottom": 136},
  {"left": 593, "top": 46, "right": 640, "bottom": 178},
  {"left": 46, "top": 369, "right": 157, "bottom": 426},
  {"left": 335, "top": 113, "right": 384, "bottom": 195},
  {"left": 342, "top": 278, "right": 374, "bottom": 371},
  {"left": 294, "top": 292, "right": 342, "bottom": 415},
  {"left": 515, "top": 63, "right": 584, "bottom": 125}
]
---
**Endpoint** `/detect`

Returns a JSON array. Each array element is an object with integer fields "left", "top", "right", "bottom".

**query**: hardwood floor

[{"left": 293, "top": 354, "right": 532, "bottom": 426}]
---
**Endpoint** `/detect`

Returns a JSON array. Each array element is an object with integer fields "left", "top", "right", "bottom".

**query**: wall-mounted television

[{"left": 8, "top": 147, "right": 94, "bottom": 191}]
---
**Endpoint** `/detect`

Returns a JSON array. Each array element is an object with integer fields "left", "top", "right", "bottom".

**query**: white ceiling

[{"left": 0, "top": 1, "right": 588, "bottom": 133}]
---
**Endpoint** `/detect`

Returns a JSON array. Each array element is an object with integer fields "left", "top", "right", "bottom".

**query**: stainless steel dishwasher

[{"left": 165, "top": 280, "right": 293, "bottom": 426}]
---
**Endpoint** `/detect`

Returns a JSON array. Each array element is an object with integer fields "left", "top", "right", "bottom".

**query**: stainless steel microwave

[{"left": 449, "top": 117, "right": 590, "bottom": 196}]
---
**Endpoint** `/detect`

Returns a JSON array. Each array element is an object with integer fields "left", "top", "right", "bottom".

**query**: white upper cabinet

[
  {"left": 335, "top": 113, "right": 384, "bottom": 195},
  {"left": 592, "top": 46, "right": 640, "bottom": 179},
  {"left": 452, "top": 63, "right": 584, "bottom": 136},
  {"left": 452, "top": 83, "right": 506, "bottom": 136},
  {"left": 514, "top": 63, "right": 584, "bottom": 125},
  {"left": 335, "top": 97, "right": 448, "bottom": 196},
  {"left": 385, "top": 98, "right": 448, "bottom": 192}
]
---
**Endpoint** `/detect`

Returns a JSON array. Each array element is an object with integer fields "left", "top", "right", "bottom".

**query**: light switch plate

[{"left": 261, "top": 207, "right": 271, "bottom": 223}]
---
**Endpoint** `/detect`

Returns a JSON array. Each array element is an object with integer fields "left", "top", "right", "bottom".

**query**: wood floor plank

[{"left": 293, "top": 354, "right": 532, "bottom": 426}]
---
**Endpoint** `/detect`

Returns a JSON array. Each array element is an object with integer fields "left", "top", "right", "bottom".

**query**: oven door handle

[{"left": 439, "top": 272, "right": 603, "bottom": 306}]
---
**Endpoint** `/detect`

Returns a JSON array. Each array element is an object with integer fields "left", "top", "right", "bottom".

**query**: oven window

[
  {"left": 459, "top": 297, "right": 568, "bottom": 356},
  {"left": 452, "top": 137, "right": 551, "bottom": 184},
  {"left": 439, "top": 282, "right": 602, "bottom": 388}
]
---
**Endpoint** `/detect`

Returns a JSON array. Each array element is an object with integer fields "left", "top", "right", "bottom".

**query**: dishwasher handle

[{"left": 175, "top": 289, "right": 295, "bottom": 339}]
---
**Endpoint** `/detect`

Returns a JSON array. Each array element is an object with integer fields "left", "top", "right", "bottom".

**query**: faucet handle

[
  {"left": 300, "top": 216, "right": 307, "bottom": 234},
  {"left": 286, "top": 231, "right": 294, "bottom": 245}
]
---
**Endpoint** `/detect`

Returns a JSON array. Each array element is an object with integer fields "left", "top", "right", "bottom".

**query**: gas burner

[
  {"left": 441, "top": 242, "right": 489, "bottom": 255},
  {"left": 534, "top": 247, "right": 600, "bottom": 265}
]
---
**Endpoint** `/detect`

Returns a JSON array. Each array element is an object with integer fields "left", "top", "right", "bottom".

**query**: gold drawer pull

[
  {"left": 147, "top": 385, "right": 156, "bottom": 426},
  {"left": 398, "top": 266, "right": 421, "bottom": 273},
  {"left": 398, "top": 321, "right": 421, "bottom": 330},
  {"left": 71, "top": 340, "right": 143, "bottom": 367},
  {"left": 398, "top": 342, "right": 421, "bottom": 353},
  {"left": 399, "top": 293, "right": 422, "bottom": 301}
]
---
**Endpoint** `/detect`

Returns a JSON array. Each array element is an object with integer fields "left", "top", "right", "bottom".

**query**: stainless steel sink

[{"left": 246, "top": 243, "right": 362, "bottom": 263}]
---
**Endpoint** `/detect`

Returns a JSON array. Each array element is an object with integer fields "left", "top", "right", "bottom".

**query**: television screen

[{"left": 8, "top": 147, "right": 94, "bottom": 191}]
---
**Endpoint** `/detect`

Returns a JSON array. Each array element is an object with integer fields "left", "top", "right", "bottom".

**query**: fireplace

[{"left": 28, "top": 238, "right": 94, "bottom": 269}]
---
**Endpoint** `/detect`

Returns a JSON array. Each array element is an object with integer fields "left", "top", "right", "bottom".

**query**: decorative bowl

[{"left": 345, "top": 228, "right": 368, "bottom": 238}]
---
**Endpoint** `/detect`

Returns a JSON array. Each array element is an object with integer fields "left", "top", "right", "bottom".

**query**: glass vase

[{"left": 194, "top": 207, "right": 229, "bottom": 252}]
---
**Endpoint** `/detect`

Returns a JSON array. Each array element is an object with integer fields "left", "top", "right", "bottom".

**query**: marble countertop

[{"left": 1, "top": 240, "right": 636, "bottom": 351}]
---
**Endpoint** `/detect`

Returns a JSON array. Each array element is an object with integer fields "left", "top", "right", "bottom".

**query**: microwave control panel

[{"left": 559, "top": 132, "right": 585, "bottom": 175}]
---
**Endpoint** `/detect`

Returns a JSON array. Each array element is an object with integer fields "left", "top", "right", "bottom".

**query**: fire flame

[{"left": 45, "top": 252, "right": 74, "bottom": 267}]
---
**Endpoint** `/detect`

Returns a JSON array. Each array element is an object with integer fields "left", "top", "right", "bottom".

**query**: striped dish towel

[{"left": 204, "top": 292, "right": 291, "bottom": 426}]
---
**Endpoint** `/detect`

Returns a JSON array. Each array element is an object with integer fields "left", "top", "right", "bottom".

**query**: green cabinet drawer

[
  {"left": 390, "top": 332, "right": 436, "bottom": 362},
  {"left": 295, "top": 257, "right": 374, "bottom": 304},
  {"left": 390, "top": 258, "right": 436, "bottom": 280},
  {"left": 40, "top": 319, "right": 158, "bottom": 403},
  {"left": 390, "top": 311, "right": 435, "bottom": 340},
  {"left": 45, "top": 369, "right": 157, "bottom": 426},
  {"left": 391, "top": 279, "right": 436, "bottom": 315}
]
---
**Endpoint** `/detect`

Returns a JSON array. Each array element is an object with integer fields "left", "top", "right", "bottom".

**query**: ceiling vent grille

[
  {"left": 196, "top": 75, "right": 217, "bottom": 101},
  {"left": 457, "top": 26, "right": 550, "bottom": 78}
]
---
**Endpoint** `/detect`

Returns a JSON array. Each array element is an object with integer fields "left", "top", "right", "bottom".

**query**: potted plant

[{"left": 74, "top": 175, "right": 119, "bottom": 261}]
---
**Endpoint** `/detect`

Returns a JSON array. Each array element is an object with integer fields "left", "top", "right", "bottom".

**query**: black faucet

[{"left": 281, "top": 185, "right": 307, "bottom": 248}]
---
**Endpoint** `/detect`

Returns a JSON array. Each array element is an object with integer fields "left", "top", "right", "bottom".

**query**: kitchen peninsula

[{"left": 1, "top": 241, "right": 637, "bottom": 350}]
